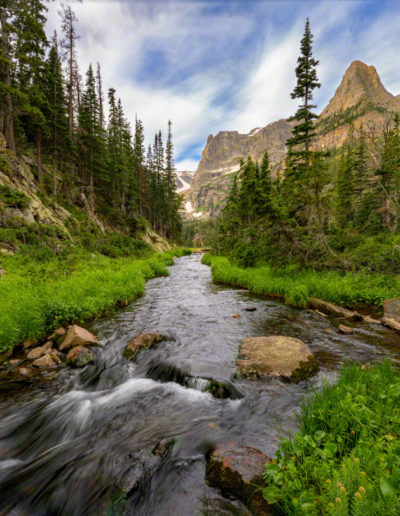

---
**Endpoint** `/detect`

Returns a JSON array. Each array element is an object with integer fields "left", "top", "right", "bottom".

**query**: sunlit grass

[
  {"left": 0, "top": 247, "right": 191, "bottom": 353},
  {"left": 202, "top": 253, "right": 400, "bottom": 310}
]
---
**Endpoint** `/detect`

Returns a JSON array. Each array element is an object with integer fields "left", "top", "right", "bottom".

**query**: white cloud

[{"left": 45, "top": 1, "right": 400, "bottom": 172}]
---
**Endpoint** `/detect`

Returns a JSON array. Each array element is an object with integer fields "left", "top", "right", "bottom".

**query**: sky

[{"left": 45, "top": 0, "right": 400, "bottom": 171}]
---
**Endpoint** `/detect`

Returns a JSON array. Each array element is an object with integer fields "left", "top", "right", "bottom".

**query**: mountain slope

[{"left": 187, "top": 60, "right": 400, "bottom": 218}]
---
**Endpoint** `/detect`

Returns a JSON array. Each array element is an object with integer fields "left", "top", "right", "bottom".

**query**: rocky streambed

[{"left": 1, "top": 254, "right": 400, "bottom": 515}]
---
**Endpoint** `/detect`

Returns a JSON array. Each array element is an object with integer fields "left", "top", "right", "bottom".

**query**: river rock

[
  {"left": 59, "top": 325, "right": 98, "bottom": 351},
  {"left": 48, "top": 326, "right": 66, "bottom": 340},
  {"left": 26, "top": 341, "right": 53, "bottom": 360},
  {"left": 381, "top": 317, "right": 400, "bottom": 333},
  {"left": 123, "top": 333, "right": 166, "bottom": 361},
  {"left": 308, "top": 298, "right": 362, "bottom": 321},
  {"left": 232, "top": 314, "right": 240, "bottom": 319},
  {"left": 338, "top": 324, "right": 353, "bottom": 335},
  {"left": 66, "top": 346, "right": 95, "bottom": 367},
  {"left": 244, "top": 307, "right": 257, "bottom": 312},
  {"left": 363, "top": 315, "right": 381, "bottom": 325},
  {"left": 206, "top": 442, "right": 272, "bottom": 515},
  {"left": 32, "top": 354, "right": 57, "bottom": 368},
  {"left": 18, "top": 367, "right": 35, "bottom": 378},
  {"left": 237, "top": 336, "right": 318, "bottom": 382},
  {"left": 384, "top": 298, "right": 400, "bottom": 323}
]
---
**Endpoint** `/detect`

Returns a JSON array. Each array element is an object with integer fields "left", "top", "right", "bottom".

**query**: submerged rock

[
  {"left": 243, "top": 307, "right": 257, "bottom": 312},
  {"left": 309, "top": 298, "right": 362, "bottom": 321},
  {"left": 152, "top": 437, "right": 176, "bottom": 458},
  {"left": 124, "top": 333, "right": 166, "bottom": 361},
  {"left": 26, "top": 341, "right": 52, "bottom": 360},
  {"left": 59, "top": 325, "right": 98, "bottom": 351},
  {"left": 66, "top": 346, "right": 95, "bottom": 367},
  {"left": 236, "top": 336, "right": 318, "bottom": 382},
  {"left": 32, "top": 354, "right": 57, "bottom": 368},
  {"left": 338, "top": 324, "right": 354, "bottom": 335},
  {"left": 206, "top": 442, "right": 272, "bottom": 515}
]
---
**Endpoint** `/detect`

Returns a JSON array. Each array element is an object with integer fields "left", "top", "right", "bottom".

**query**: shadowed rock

[
  {"left": 66, "top": 346, "right": 95, "bottom": 367},
  {"left": 237, "top": 336, "right": 318, "bottom": 382},
  {"left": 338, "top": 324, "right": 353, "bottom": 335},
  {"left": 206, "top": 442, "right": 272, "bottom": 515},
  {"left": 123, "top": 333, "right": 167, "bottom": 361}
]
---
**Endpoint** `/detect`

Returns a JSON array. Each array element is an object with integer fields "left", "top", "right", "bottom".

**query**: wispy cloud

[{"left": 46, "top": 0, "right": 400, "bottom": 170}]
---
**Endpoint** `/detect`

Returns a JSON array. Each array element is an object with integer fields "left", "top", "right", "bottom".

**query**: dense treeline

[
  {"left": 216, "top": 19, "right": 400, "bottom": 272},
  {"left": 0, "top": 0, "right": 182, "bottom": 239}
]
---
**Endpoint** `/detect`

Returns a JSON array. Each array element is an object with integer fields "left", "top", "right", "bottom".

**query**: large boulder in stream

[
  {"left": 59, "top": 325, "right": 98, "bottom": 351},
  {"left": 236, "top": 336, "right": 318, "bottom": 382},
  {"left": 206, "top": 442, "right": 272, "bottom": 515},
  {"left": 123, "top": 333, "right": 166, "bottom": 361}
]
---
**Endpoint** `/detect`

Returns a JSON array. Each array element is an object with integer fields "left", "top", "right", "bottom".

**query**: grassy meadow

[
  {"left": 202, "top": 253, "right": 400, "bottom": 311},
  {"left": 0, "top": 247, "right": 191, "bottom": 354}
]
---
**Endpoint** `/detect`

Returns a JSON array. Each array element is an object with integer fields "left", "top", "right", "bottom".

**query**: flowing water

[{"left": 1, "top": 254, "right": 400, "bottom": 515}]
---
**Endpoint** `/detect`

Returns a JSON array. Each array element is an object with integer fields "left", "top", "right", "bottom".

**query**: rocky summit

[{"left": 186, "top": 60, "right": 400, "bottom": 218}]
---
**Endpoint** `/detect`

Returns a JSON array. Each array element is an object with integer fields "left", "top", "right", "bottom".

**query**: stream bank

[{"left": 1, "top": 254, "right": 400, "bottom": 515}]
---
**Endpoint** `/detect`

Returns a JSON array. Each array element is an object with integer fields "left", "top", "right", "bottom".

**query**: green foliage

[
  {"left": 0, "top": 185, "right": 30, "bottom": 209},
  {"left": 263, "top": 362, "right": 400, "bottom": 515},
  {"left": 0, "top": 247, "right": 188, "bottom": 353},
  {"left": 202, "top": 253, "right": 399, "bottom": 310}
]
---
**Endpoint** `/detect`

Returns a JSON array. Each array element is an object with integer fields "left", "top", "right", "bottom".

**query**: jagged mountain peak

[{"left": 320, "top": 60, "right": 398, "bottom": 118}]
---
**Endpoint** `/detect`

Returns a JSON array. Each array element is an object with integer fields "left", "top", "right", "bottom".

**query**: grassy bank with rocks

[
  {"left": 0, "top": 247, "right": 191, "bottom": 355},
  {"left": 201, "top": 253, "right": 399, "bottom": 312}
]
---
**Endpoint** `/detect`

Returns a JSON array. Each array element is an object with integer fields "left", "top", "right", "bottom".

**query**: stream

[{"left": 1, "top": 254, "right": 400, "bottom": 515}]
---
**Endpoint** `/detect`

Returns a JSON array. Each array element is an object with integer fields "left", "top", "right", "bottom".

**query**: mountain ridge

[{"left": 186, "top": 60, "right": 400, "bottom": 218}]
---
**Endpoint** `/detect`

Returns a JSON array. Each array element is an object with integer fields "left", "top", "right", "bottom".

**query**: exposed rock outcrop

[
  {"left": 186, "top": 60, "right": 400, "bottom": 218},
  {"left": 236, "top": 336, "right": 318, "bottom": 382}
]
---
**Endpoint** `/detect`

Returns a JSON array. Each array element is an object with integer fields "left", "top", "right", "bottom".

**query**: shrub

[{"left": 0, "top": 185, "right": 30, "bottom": 209}]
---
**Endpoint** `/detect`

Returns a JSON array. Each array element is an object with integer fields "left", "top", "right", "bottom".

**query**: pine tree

[
  {"left": 43, "top": 32, "right": 69, "bottom": 193},
  {"left": 0, "top": 0, "right": 16, "bottom": 151},
  {"left": 284, "top": 18, "right": 321, "bottom": 223},
  {"left": 60, "top": 5, "right": 79, "bottom": 139}
]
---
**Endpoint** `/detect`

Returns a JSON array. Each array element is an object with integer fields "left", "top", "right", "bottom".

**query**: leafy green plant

[{"left": 263, "top": 362, "right": 400, "bottom": 515}]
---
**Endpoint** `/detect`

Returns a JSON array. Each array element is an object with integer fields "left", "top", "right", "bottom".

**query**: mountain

[{"left": 186, "top": 60, "right": 400, "bottom": 218}]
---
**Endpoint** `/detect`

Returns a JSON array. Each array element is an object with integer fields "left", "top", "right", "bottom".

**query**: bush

[{"left": 0, "top": 185, "right": 30, "bottom": 209}]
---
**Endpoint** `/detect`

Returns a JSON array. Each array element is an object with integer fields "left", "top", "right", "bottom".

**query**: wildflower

[
  {"left": 340, "top": 486, "right": 346, "bottom": 493},
  {"left": 359, "top": 487, "right": 365, "bottom": 493},
  {"left": 291, "top": 456, "right": 295, "bottom": 461},
  {"left": 355, "top": 492, "right": 361, "bottom": 499},
  {"left": 326, "top": 479, "right": 331, "bottom": 484},
  {"left": 351, "top": 430, "right": 355, "bottom": 435},
  {"left": 380, "top": 457, "right": 385, "bottom": 462},
  {"left": 328, "top": 502, "right": 334, "bottom": 507},
  {"left": 354, "top": 457, "right": 360, "bottom": 463},
  {"left": 335, "top": 497, "right": 341, "bottom": 503},
  {"left": 361, "top": 471, "right": 366, "bottom": 476}
]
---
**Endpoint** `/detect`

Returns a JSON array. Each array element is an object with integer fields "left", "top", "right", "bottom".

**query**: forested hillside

[
  {"left": 212, "top": 20, "right": 400, "bottom": 273},
  {"left": 0, "top": 0, "right": 182, "bottom": 252}
]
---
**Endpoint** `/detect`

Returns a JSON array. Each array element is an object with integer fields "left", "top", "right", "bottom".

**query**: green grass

[
  {"left": 202, "top": 254, "right": 400, "bottom": 311},
  {"left": 0, "top": 247, "right": 191, "bottom": 354},
  {"left": 263, "top": 361, "right": 400, "bottom": 515}
]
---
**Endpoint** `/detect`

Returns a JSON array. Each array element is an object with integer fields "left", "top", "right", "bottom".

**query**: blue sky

[{"left": 46, "top": 0, "right": 400, "bottom": 170}]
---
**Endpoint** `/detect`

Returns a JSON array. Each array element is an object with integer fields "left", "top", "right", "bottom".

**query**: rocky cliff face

[{"left": 187, "top": 60, "right": 400, "bottom": 218}]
